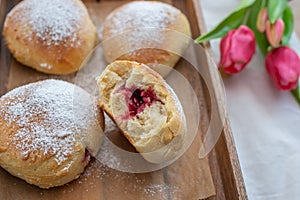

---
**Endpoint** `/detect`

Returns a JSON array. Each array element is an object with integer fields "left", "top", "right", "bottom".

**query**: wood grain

[
  {"left": 0, "top": 0, "right": 248, "bottom": 199},
  {"left": 0, "top": 0, "right": 10, "bottom": 96},
  {"left": 195, "top": 0, "right": 248, "bottom": 199}
]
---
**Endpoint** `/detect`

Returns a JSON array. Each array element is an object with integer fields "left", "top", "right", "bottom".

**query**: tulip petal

[
  {"left": 256, "top": 8, "right": 268, "bottom": 33},
  {"left": 230, "top": 26, "right": 256, "bottom": 64},
  {"left": 223, "top": 62, "right": 245, "bottom": 74},
  {"left": 265, "top": 46, "right": 300, "bottom": 90},
  {"left": 266, "top": 19, "right": 285, "bottom": 47},
  {"left": 218, "top": 30, "right": 235, "bottom": 68},
  {"left": 218, "top": 25, "right": 256, "bottom": 74}
]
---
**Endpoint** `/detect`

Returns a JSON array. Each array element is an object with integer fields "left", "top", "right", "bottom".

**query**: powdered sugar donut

[
  {"left": 0, "top": 80, "right": 104, "bottom": 188},
  {"left": 3, "top": 0, "right": 97, "bottom": 75},
  {"left": 102, "top": 1, "right": 191, "bottom": 77},
  {"left": 96, "top": 60, "right": 186, "bottom": 163}
]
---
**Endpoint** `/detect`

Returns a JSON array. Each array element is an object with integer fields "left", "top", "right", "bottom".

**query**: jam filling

[{"left": 128, "top": 87, "right": 160, "bottom": 117}]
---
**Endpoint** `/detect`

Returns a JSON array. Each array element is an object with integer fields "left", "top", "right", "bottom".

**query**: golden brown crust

[
  {"left": 102, "top": 1, "right": 191, "bottom": 77},
  {"left": 97, "top": 60, "right": 186, "bottom": 163},
  {"left": 0, "top": 80, "right": 104, "bottom": 188},
  {"left": 2, "top": 0, "right": 97, "bottom": 75}
]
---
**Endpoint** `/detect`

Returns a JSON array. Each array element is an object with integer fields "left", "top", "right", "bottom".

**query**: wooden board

[{"left": 0, "top": 0, "right": 247, "bottom": 199}]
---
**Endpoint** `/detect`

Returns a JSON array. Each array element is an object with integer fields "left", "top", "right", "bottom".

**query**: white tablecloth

[{"left": 200, "top": 0, "right": 300, "bottom": 199}]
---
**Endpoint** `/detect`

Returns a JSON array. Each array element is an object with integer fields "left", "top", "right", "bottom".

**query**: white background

[{"left": 200, "top": 0, "right": 300, "bottom": 199}]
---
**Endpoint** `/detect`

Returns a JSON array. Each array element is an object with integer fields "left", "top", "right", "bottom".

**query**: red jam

[{"left": 128, "top": 87, "right": 160, "bottom": 117}]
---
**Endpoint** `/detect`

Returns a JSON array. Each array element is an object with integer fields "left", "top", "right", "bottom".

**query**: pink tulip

[
  {"left": 265, "top": 46, "right": 300, "bottom": 91},
  {"left": 218, "top": 25, "right": 256, "bottom": 74},
  {"left": 256, "top": 8, "right": 268, "bottom": 33},
  {"left": 266, "top": 19, "right": 285, "bottom": 47}
]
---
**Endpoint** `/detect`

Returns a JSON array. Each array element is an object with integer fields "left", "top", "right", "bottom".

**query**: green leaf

[
  {"left": 195, "top": 0, "right": 255, "bottom": 43},
  {"left": 268, "top": 0, "right": 287, "bottom": 24},
  {"left": 194, "top": 12, "right": 243, "bottom": 43},
  {"left": 246, "top": 0, "right": 269, "bottom": 55},
  {"left": 281, "top": 5, "right": 294, "bottom": 45},
  {"left": 292, "top": 80, "right": 300, "bottom": 105},
  {"left": 236, "top": 0, "right": 256, "bottom": 10},
  {"left": 246, "top": 0, "right": 267, "bottom": 29}
]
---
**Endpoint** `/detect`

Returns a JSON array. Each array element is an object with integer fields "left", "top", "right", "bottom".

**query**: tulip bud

[
  {"left": 266, "top": 19, "right": 285, "bottom": 47},
  {"left": 256, "top": 8, "right": 268, "bottom": 33},
  {"left": 218, "top": 25, "right": 256, "bottom": 74},
  {"left": 265, "top": 46, "right": 300, "bottom": 91}
]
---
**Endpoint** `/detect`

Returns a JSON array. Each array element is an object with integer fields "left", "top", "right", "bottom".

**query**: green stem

[
  {"left": 246, "top": 0, "right": 269, "bottom": 56},
  {"left": 242, "top": 7, "right": 251, "bottom": 25},
  {"left": 292, "top": 80, "right": 300, "bottom": 105}
]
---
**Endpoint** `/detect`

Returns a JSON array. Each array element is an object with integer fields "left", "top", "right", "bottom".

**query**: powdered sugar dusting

[
  {"left": 106, "top": 1, "right": 179, "bottom": 35},
  {"left": 78, "top": 160, "right": 180, "bottom": 199},
  {"left": 0, "top": 80, "right": 95, "bottom": 165},
  {"left": 104, "top": 1, "right": 180, "bottom": 47},
  {"left": 15, "top": 0, "right": 85, "bottom": 47}
]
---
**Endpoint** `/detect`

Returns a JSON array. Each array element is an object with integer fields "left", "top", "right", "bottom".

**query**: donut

[
  {"left": 3, "top": 0, "right": 97, "bottom": 75},
  {"left": 0, "top": 79, "right": 104, "bottom": 188},
  {"left": 102, "top": 1, "right": 191, "bottom": 77},
  {"left": 96, "top": 60, "right": 186, "bottom": 163}
]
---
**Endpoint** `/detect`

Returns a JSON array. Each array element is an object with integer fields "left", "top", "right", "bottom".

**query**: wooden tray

[{"left": 0, "top": 0, "right": 247, "bottom": 199}]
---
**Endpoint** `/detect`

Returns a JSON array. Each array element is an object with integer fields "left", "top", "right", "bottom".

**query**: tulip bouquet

[{"left": 195, "top": 0, "right": 300, "bottom": 104}]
